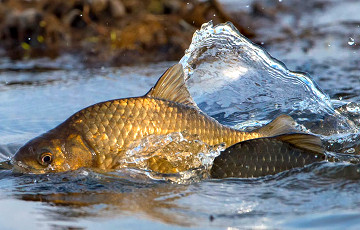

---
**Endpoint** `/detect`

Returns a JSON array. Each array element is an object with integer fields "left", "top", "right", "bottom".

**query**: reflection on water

[
  {"left": 18, "top": 184, "right": 193, "bottom": 227},
  {"left": 2, "top": 162, "right": 360, "bottom": 229}
]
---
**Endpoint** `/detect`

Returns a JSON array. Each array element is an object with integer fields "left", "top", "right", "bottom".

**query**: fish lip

[
  {"left": 11, "top": 159, "right": 30, "bottom": 173},
  {"left": 0, "top": 160, "right": 13, "bottom": 170},
  {"left": 11, "top": 159, "right": 46, "bottom": 174}
]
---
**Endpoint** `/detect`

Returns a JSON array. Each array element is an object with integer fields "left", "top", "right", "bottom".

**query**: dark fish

[{"left": 210, "top": 134, "right": 325, "bottom": 178}]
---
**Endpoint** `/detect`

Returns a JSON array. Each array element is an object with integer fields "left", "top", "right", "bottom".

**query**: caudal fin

[
  {"left": 275, "top": 133, "right": 324, "bottom": 154},
  {"left": 255, "top": 114, "right": 298, "bottom": 137},
  {"left": 255, "top": 115, "right": 323, "bottom": 153}
]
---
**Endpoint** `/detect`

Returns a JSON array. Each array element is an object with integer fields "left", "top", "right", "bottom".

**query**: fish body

[
  {"left": 58, "top": 96, "right": 259, "bottom": 171},
  {"left": 12, "top": 64, "right": 323, "bottom": 175},
  {"left": 211, "top": 134, "right": 325, "bottom": 178}
]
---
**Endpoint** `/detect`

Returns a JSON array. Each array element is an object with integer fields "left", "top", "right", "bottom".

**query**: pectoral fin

[{"left": 210, "top": 134, "right": 324, "bottom": 179}]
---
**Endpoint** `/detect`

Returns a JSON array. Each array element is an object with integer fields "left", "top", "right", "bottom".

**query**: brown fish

[{"left": 12, "top": 64, "right": 322, "bottom": 174}]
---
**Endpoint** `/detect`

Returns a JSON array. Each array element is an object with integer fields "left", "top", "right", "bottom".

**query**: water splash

[
  {"left": 119, "top": 132, "right": 224, "bottom": 183},
  {"left": 179, "top": 22, "right": 338, "bottom": 128}
]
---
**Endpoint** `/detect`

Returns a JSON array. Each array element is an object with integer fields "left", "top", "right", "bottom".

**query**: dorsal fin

[
  {"left": 145, "top": 64, "right": 198, "bottom": 108},
  {"left": 255, "top": 114, "right": 298, "bottom": 137},
  {"left": 275, "top": 133, "right": 324, "bottom": 154}
]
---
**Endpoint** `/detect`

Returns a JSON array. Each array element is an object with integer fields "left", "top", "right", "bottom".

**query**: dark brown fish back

[{"left": 210, "top": 136, "right": 325, "bottom": 178}]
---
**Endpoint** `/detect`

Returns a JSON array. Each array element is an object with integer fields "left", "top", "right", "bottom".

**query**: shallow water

[{"left": 1, "top": 1, "right": 360, "bottom": 230}]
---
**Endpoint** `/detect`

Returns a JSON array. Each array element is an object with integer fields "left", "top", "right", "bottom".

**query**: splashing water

[
  {"left": 180, "top": 22, "right": 353, "bottom": 132},
  {"left": 178, "top": 21, "right": 360, "bottom": 156},
  {"left": 119, "top": 132, "right": 224, "bottom": 183}
]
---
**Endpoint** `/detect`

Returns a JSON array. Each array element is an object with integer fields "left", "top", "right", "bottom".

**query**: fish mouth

[
  {"left": 0, "top": 159, "right": 32, "bottom": 174},
  {"left": 10, "top": 159, "right": 46, "bottom": 174},
  {"left": 0, "top": 160, "right": 13, "bottom": 170}
]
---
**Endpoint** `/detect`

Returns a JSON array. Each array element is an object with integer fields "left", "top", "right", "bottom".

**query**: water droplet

[
  {"left": 279, "top": 0, "right": 282, "bottom": 2},
  {"left": 27, "top": 37, "right": 31, "bottom": 41},
  {"left": 246, "top": 5, "right": 249, "bottom": 8},
  {"left": 348, "top": 37, "right": 355, "bottom": 46},
  {"left": 186, "top": 2, "right": 189, "bottom": 4},
  {"left": 261, "top": 42, "right": 264, "bottom": 45},
  {"left": 328, "top": 44, "right": 331, "bottom": 47},
  {"left": 345, "top": 148, "right": 355, "bottom": 154},
  {"left": 213, "top": 14, "right": 216, "bottom": 17},
  {"left": 80, "top": 14, "right": 83, "bottom": 17}
]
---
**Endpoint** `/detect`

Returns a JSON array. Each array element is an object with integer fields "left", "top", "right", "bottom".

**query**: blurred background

[{"left": 0, "top": 0, "right": 357, "bottom": 67}]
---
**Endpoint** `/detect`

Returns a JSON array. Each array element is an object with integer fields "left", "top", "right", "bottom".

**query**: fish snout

[
  {"left": 11, "top": 158, "right": 30, "bottom": 173},
  {"left": 11, "top": 146, "right": 41, "bottom": 173}
]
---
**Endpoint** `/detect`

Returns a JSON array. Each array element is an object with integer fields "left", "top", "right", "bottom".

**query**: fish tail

[
  {"left": 275, "top": 133, "right": 324, "bottom": 153},
  {"left": 255, "top": 114, "right": 298, "bottom": 137},
  {"left": 254, "top": 114, "right": 323, "bottom": 153}
]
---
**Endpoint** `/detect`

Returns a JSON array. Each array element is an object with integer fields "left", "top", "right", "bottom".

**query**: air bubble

[
  {"left": 348, "top": 37, "right": 355, "bottom": 46},
  {"left": 345, "top": 148, "right": 355, "bottom": 154}
]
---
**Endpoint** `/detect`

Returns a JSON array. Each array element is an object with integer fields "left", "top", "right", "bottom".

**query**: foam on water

[{"left": 120, "top": 132, "right": 224, "bottom": 183}]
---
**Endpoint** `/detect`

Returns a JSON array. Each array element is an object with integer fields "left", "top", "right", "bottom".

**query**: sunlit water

[{"left": 1, "top": 6, "right": 360, "bottom": 230}]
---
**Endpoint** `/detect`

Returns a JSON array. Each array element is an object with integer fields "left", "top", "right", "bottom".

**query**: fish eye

[{"left": 39, "top": 152, "right": 53, "bottom": 166}]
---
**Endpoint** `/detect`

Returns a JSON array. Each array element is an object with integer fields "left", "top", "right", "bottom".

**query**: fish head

[{"left": 12, "top": 129, "right": 94, "bottom": 174}]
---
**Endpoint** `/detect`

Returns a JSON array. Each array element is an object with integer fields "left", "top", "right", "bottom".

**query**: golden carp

[{"left": 12, "top": 64, "right": 323, "bottom": 174}]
